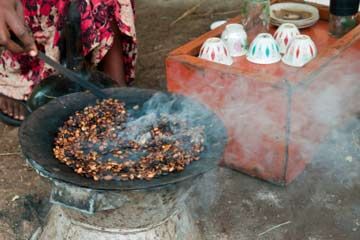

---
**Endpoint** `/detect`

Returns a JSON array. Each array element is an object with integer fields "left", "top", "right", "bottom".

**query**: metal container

[
  {"left": 242, "top": 0, "right": 271, "bottom": 36},
  {"left": 329, "top": 0, "right": 359, "bottom": 37}
]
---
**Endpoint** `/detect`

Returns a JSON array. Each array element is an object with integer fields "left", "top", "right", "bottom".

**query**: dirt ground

[
  {"left": 0, "top": 0, "right": 359, "bottom": 239},
  {"left": 135, "top": 0, "right": 244, "bottom": 90}
]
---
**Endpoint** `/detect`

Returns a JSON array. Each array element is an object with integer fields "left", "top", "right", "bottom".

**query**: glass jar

[
  {"left": 241, "top": 0, "right": 270, "bottom": 36},
  {"left": 329, "top": 0, "right": 359, "bottom": 38},
  {"left": 329, "top": 14, "right": 358, "bottom": 38}
]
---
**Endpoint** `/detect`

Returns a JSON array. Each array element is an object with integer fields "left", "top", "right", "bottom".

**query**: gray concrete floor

[{"left": 191, "top": 117, "right": 360, "bottom": 240}]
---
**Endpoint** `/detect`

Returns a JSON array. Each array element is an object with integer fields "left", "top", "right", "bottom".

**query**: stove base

[{"left": 32, "top": 205, "right": 201, "bottom": 240}]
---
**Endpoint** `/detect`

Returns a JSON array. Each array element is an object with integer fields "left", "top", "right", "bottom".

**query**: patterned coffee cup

[
  {"left": 221, "top": 24, "right": 248, "bottom": 57},
  {"left": 274, "top": 23, "right": 300, "bottom": 54},
  {"left": 199, "top": 37, "right": 233, "bottom": 65},
  {"left": 282, "top": 34, "right": 317, "bottom": 67},
  {"left": 247, "top": 33, "right": 281, "bottom": 64}
]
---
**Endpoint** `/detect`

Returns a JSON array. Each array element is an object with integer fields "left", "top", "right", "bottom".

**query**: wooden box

[{"left": 166, "top": 1, "right": 360, "bottom": 185}]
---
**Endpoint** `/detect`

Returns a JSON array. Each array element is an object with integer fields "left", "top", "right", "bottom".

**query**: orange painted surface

[
  {"left": 167, "top": 57, "right": 289, "bottom": 183},
  {"left": 166, "top": 9, "right": 360, "bottom": 185},
  {"left": 287, "top": 39, "right": 360, "bottom": 183}
]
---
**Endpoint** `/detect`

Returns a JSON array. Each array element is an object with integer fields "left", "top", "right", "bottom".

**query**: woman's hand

[{"left": 0, "top": 0, "right": 37, "bottom": 56}]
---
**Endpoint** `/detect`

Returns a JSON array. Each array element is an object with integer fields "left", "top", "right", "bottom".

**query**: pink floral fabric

[{"left": 0, "top": 0, "right": 136, "bottom": 100}]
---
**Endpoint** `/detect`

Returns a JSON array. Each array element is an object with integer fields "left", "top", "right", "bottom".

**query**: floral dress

[{"left": 0, "top": 0, "right": 136, "bottom": 100}]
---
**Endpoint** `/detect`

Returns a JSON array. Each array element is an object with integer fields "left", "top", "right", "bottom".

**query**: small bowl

[
  {"left": 221, "top": 24, "right": 248, "bottom": 57},
  {"left": 246, "top": 33, "right": 281, "bottom": 64},
  {"left": 274, "top": 23, "right": 300, "bottom": 54},
  {"left": 199, "top": 38, "right": 233, "bottom": 65},
  {"left": 210, "top": 20, "right": 227, "bottom": 30},
  {"left": 282, "top": 34, "right": 317, "bottom": 67}
]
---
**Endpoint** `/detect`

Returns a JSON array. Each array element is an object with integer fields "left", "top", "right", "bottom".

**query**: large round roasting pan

[{"left": 19, "top": 88, "right": 227, "bottom": 191}]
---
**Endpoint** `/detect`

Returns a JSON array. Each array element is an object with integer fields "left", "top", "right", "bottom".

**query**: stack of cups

[{"left": 199, "top": 23, "right": 248, "bottom": 65}]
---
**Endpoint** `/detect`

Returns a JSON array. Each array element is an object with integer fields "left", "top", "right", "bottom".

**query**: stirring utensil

[
  {"left": 36, "top": 52, "right": 108, "bottom": 99},
  {"left": 10, "top": 34, "right": 108, "bottom": 99}
]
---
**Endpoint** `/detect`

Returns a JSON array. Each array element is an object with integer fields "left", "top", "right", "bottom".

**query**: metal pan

[{"left": 19, "top": 88, "right": 228, "bottom": 191}]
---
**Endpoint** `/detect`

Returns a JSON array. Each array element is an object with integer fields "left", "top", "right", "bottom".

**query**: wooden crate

[{"left": 166, "top": 1, "right": 360, "bottom": 185}]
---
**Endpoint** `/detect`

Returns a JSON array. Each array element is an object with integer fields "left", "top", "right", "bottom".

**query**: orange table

[{"left": 166, "top": 6, "right": 360, "bottom": 185}]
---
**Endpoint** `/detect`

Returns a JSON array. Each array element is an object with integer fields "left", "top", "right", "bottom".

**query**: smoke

[
  {"left": 311, "top": 86, "right": 342, "bottom": 123},
  {"left": 75, "top": 92, "right": 226, "bottom": 164},
  {"left": 117, "top": 92, "right": 212, "bottom": 148}
]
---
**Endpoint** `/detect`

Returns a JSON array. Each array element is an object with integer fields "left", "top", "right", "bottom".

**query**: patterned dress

[{"left": 0, "top": 0, "right": 136, "bottom": 100}]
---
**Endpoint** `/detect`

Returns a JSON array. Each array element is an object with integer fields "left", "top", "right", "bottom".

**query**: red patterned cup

[
  {"left": 274, "top": 23, "right": 300, "bottom": 54},
  {"left": 282, "top": 34, "right": 317, "bottom": 67},
  {"left": 199, "top": 38, "right": 233, "bottom": 65}
]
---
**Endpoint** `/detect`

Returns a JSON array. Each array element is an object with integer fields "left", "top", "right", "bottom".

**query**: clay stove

[{"left": 19, "top": 88, "right": 227, "bottom": 239}]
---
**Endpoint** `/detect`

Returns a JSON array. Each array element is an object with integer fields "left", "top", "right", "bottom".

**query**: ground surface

[
  {"left": 0, "top": 0, "right": 359, "bottom": 239},
  {"left": 191, "top": 117, "right": 360, "bottom": 240}
]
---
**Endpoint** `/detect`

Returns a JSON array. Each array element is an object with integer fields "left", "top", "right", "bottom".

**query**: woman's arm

[{"left": 0, "top": 0, "right": 37, "bottom": 56}]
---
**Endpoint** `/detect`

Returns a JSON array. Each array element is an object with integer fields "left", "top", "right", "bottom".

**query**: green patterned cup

[{"left": 246, "top": 33, "right": 281, "bottom": 64}]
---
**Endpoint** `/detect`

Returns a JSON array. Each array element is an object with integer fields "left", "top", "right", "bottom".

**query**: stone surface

[
  {"left": 50, "top": 179, "right": 193, "bottom": 215},
  {"left": 35, "top": 205, "right": 200, "bottom": 240},
  {"left": 33, "top": 174, "right": 199, "bottom": 239},
  {"left": 190, "top": 117, "right": 360, "bottom": 240}
]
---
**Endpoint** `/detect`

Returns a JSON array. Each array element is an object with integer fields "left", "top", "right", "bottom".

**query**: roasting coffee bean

[{"left": 53, "top": 99, "right": 205, "bottom": 181}]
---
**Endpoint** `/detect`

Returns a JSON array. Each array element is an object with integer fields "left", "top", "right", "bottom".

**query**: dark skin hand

[
  {"left": 0, "top": 2, "right": 127, "bottom": 121},
  {"left": 0, "top": 0, "right": 37, "bottom": 55},
  {"left": 0, "top": 0, "right": 38, "bottom": 120}
]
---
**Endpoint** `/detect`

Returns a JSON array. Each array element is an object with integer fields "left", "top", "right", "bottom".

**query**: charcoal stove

[{"left": 19, "top": 88, "right": 227, "bottom": 239}]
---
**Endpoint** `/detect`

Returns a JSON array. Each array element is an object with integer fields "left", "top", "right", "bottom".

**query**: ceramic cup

[
  {"left": 199, "top": 37, "right": 233, "bottom": 65},
  {"left": 274, "top": 23, "right": 300, "bottom": 54},
  {"left": 246, "top": 33, "right": 281, "bottom": 64},
  {"left": 221, "top": 24, "right": 248, "bottom": 57},
  {"left": 282, "top": 34, "right": 317, "bottom": 67}
]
